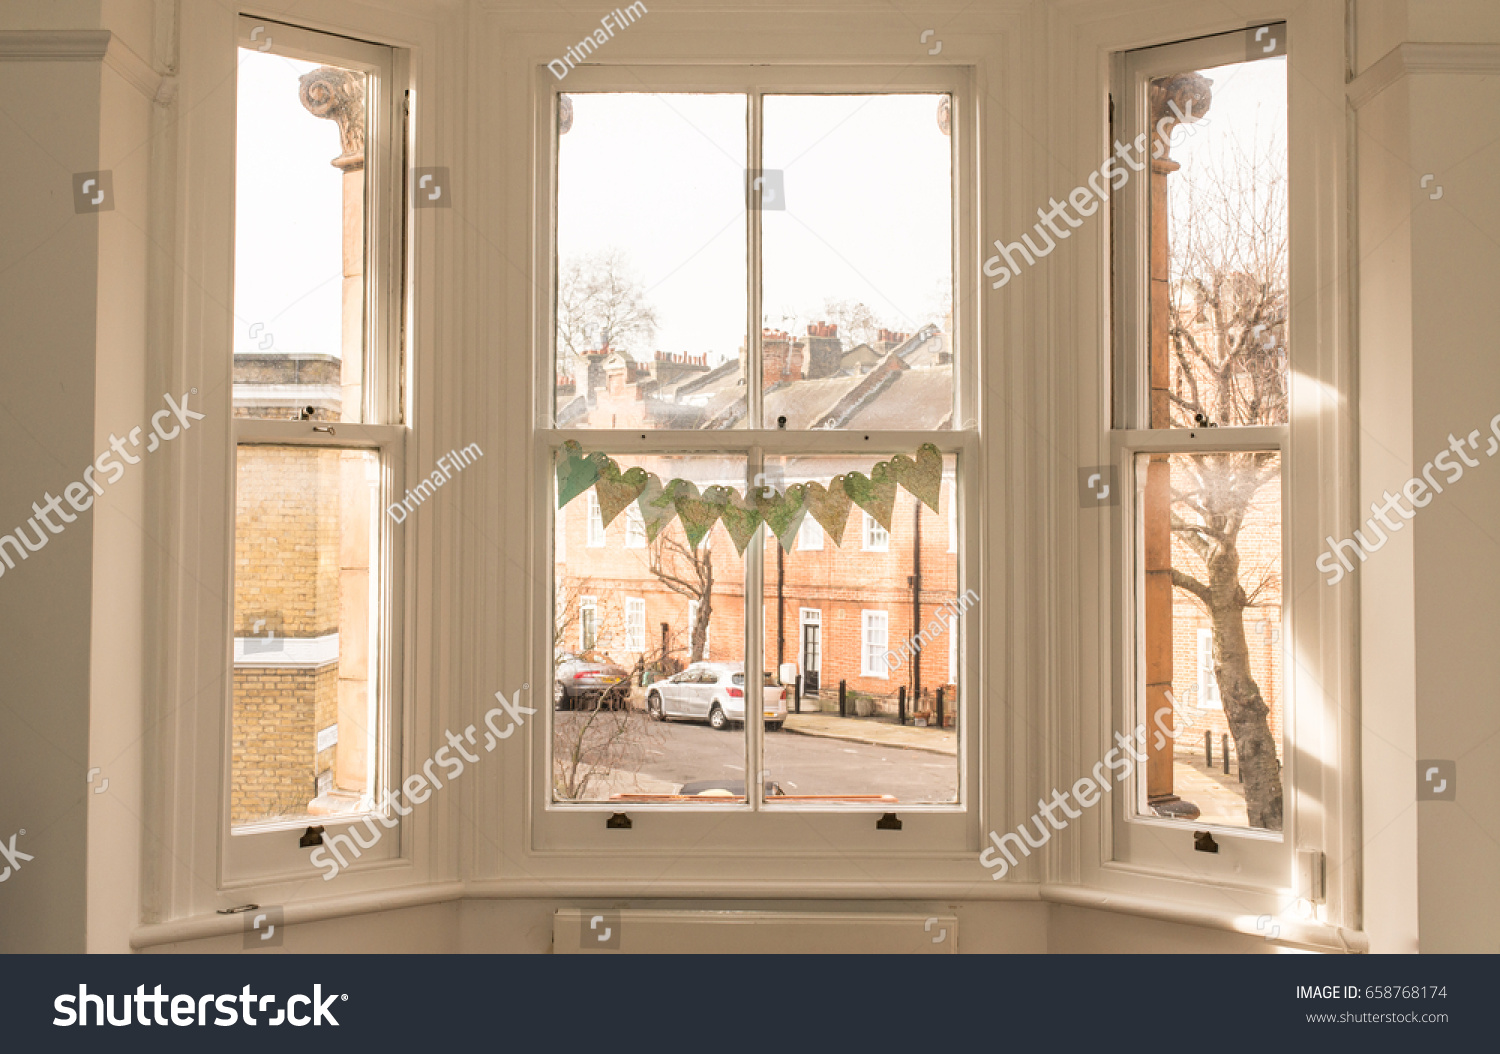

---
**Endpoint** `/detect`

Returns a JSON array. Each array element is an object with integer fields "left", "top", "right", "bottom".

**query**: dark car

[{"left": 554, "top": 651, "right": 631, "bottom": 710}]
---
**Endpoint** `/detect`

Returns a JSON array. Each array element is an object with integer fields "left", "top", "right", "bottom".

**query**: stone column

[
  {"left": 1143, "top": 73, "right": 1211, "bottom": 813},
  {"left": 300, "top": 68, "right": 372, "bottom": 798}
]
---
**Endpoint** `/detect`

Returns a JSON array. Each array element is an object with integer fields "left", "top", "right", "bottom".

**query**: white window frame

[
  {"left": 1086, "top": 10, "right": 1356, "bottom": 937},
  {"left": 221, "top": 16, "right": 409, "bottom": 884},
  {"left": 580, "top": 595, "right": 598, "bottom": 652},
  {"left": 531, "top": 63, "right": 980, "bottom": 862},
  {"left": 946, "top": 475, "right": 957, "bottom": 553},
  {"left": 861, "top": 610, "right": 890, "bottom": 678},
  {"left": 586, "top": 490, "right": 605, "bottom": 547},
  {"left": 947, "top": 614, "right": 958, "bottom": 684},
  {"left": 624, "top": 502, "right": 646, "bottom": 548},
  {"left": 796, "top": 515, "right": 823, "bottom": 551},
  {"left": 1196, "top": 628, "right": 1222, "bottom": 710},
  {"left": 861, "top": 511, "right": 889, "bottom": 552},
  {"left": 625, "top": 597, "right": 646, "bottom": 652}
]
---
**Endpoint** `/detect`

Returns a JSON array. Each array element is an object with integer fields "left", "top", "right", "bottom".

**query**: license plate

[
  {"left": 603, "top": 677, "right": 620, "bottom": 684},
  {"left": 763, "top": 711, "right": 777, "bottom": 718}
]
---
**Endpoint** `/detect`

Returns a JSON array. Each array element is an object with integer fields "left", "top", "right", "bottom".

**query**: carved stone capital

[
  {"left": 1148, "top": 72, "right": 1213, "bottom": 162},
  {"left": 298, "top": 66, "right": 365, "bottom": 171}
]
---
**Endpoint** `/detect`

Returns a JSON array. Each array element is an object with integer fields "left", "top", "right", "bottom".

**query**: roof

[{"left": 840, "top": 364, "right": 954, "bottom": 429}]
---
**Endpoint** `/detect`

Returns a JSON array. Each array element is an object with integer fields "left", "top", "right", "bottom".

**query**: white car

[{"left": 646, "top": 662, "right": 788, "bottom": 731}]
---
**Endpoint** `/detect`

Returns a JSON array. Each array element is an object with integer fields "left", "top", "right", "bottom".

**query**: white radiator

[{"left": 554, "top": 909, "right": 957, "bottom": 953}]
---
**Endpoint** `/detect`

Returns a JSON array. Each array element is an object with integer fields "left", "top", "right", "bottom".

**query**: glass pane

[
  {"left": 761, "top": 94, "right": 954, "bottom": 430},
  {"left": 761, "top": 454, "right": 962, "bottom": 805},
  {"left": 555, "top": 94, "right": 748, "bottom": 429},
  {"left": 553, "top": 454, "right": 750, "bottom": 803},
  {"left": 1136, "top": 451, "right": 1283, "bottom": 830},
  {"left": 1149, "top": 54, "right": 1287, "bottom": 427},
  {"left": 232, "top": 446, "right": 381, "bottom": 826},
  {"left": 234, "top": 50, "right": 367, "bottom": 422}
]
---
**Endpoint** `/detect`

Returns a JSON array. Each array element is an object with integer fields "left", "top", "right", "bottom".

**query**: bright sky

[
  {"left": 231, "top": 55, "right": 1280, "bottom": 365},
  {"left": 234, "top": 50, "right": 346, "bottom": 359},
  {"left": 557, "top": 92, "right": 953, "bottom": 363}
]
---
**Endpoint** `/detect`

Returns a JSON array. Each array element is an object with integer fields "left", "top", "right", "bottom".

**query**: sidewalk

[{"left": 782, "top": 711, "right": 957, "bottom": 756}]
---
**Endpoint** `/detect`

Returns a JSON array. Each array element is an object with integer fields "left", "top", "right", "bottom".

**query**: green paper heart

[
  {"left": 594, "top": 460, "right": 648, "bottom": 528},
  {"left": 756, "top": 483, "right": 808, "bottom": 550},
  {"left": 886, "top": 443, "right": 942, "bottom": 514},
  {"left": 804, "top": 477, "right": 852, "bottom": 546},
  {"left": 718, "top": 487, "right": 764, "bottom": 554},
  {"left": 556, "top": 440, "right": 604, "bottom": 508},
  {"left": 844, "top": 462, "right": 897, "bottom": 530},
  {"left": 671, "top": 480, "right": 726, "bottom": 549},
  {"left": 636, "top": 473, "right": 676, "bottom": 543}
]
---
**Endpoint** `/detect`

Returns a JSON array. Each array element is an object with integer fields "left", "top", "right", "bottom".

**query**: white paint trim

[
  {"left": 0, "top": 29, "right": 111, "bottom": 60},
  {"left": 0, "top": 29, "right": 164, "bottom": 101},
  {"left": 1348, "top": 42, "right": 1500, "bottom": 109},
  {"left": 233, "top": 632, "right": 340, "bottom": 667}
]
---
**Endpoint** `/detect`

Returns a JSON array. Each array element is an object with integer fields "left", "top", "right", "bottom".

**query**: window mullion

[{"left": 747, "top": 89, "right": 763, "bottom": 431}]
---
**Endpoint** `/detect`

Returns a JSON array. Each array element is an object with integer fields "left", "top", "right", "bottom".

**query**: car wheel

[
  {"left": 767, "top": 722, "right": 783, "bottom": 733},
  {"left": 554, "top": 681, "right": 567, "bottom": 710},
  {"left": 647, "top": 692, "right": 664, "bottom": 720},
  {"left": 709, "top": 705, "right": 728, "bottom": 731}
]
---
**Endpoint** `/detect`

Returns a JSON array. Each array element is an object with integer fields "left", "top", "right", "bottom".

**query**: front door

[{"left": 800, "top": 614, "right": 821, "bottom": 694}]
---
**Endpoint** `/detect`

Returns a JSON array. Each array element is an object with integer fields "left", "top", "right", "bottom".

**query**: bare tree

[
  {"left": 1163, "top": 120, "right": 1288, "bottom": 830},
  {"left": 557, "top": 248, "right": 661, "bottom": 372},
  {"left": 552, "top": 705, "right": 663, "bottom": 801},
  {"left": 648, "top": 528, "right": 713, "bottom": 663}
]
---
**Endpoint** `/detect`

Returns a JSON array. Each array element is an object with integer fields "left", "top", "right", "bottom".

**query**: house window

[
  {"left": 227, "top": 18, "right": 404, "bottom": 853},
  {"left": 797, "top": 515, "right": 823, "bottom": 550},
  {"left": 1196, "top": 628, "right": 1221, "bottom": 709},
  {"left": 586, "top": 491, "right": 605, "bottom": 547},
  {"left": 625, "top": 597, "right": 646, "bottom": 652},
  {"left": 580, "top": 596, "right": 598, "bottom": 652},
  {"left": 1116, "top": 28, "right": 1287, "bottom": 835},
  {"left": 624, "top": 502, "right": 646, "bottom": 548},
  {"left": 861, "top": 611, "right": 890, "bottom": 678},
  {"left": 545, "top": 75, "right": 971, "bottom": 818}
]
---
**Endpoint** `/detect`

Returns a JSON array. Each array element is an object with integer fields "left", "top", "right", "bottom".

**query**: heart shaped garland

[
  {"left": 555, "top": 440, "right": 606, "bottom": 507},
  {"left": 559, "top": 445, "right": 945, "bottom": 550},
  {"left": 803, "top": 477, "right": 853, "bottom": 546},
  {"left": 594, "top": 459, "right": 649, "bottom": 528},
  {"left": 635, "top": 473, "right": 676, "bottom": 543},
  {"left": 671, "top": 480, "right": 727, "bottom": 549},
  {"left": 755, "top": 483, "right": 808, "bottom": 551},
  {"left": 843, "top": 461, "right": 897, "bottom": 531},
  {"left": 718, "top": 486, "right": 764, "bottom": 553},
  {"left": 887, "top": 443, "right": 943, "bottom": 513}
]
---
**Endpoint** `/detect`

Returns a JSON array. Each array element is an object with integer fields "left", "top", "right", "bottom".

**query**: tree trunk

[
  {"left": 1203, "top": 546, "right": 1283, "bottom": 830},
  {"left": 689, "top": 557, "right": 713, "bottom": 663}
]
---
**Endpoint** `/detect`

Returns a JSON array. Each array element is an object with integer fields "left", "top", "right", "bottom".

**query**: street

[{"left": 589, "top": 711, "right": 959, "bottom": 803}]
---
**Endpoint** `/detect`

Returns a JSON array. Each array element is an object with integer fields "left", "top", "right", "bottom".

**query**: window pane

[
  {"left": 232, "top": 446, "right": 380, "bottom": 826},
  {"left": 234, "top": 50, "right": 367, "bottom": 422},
  {"left": 555, "top": 94, "right": 748, "bottom": 429},
  {"left": 761, "top": 94, "right": 954, "bottom": 429},
  {"left": 553, "top": 454, "right": 749, "bottom": 803},
  {"left": 1135, "top": 451, "right": 1283, "bottom": 830},
  {"left": 1149, "top": 56, "right": 1287, "bottom": 427},
  {"left": 762, "top": 454, "right": 962, "bottom": 805}
]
